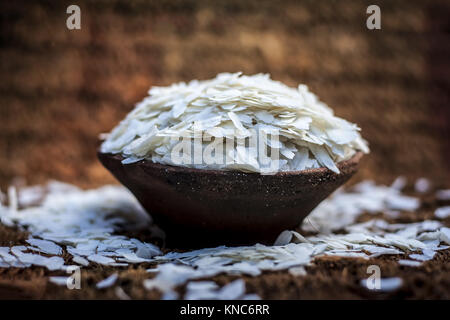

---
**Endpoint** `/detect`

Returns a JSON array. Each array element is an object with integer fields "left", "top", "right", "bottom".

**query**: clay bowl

[{"left": 98, "top": 151, "right": 363, "bottom": 248}]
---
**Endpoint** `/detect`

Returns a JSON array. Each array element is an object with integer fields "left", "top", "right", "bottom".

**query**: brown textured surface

[
  {"left": 98, "top": 152, "right": 361, "bottom": 247},
  {"left": 0, "top": 0, "right": 449, "bottom": 299}
]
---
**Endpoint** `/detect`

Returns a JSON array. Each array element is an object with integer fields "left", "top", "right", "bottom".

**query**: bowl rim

[{"left": 98, "top": 150, "right": 363, "bottom": 177}]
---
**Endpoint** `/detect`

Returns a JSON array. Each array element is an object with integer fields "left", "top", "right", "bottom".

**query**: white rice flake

[
  {"left": 273, "top": 230, "right": 293, "bottom": 246},
  {"left": 7, "top": 186, "right": 18, "bottom": 212},
  {"left": 391, "top": 177, "right": 407, "bottom": 190},
  {"left": 26, "top": 239, "right": 62, "bottom": 255},
  {"left": 88, "top": 254, "right": 116, "bottom": 266},
  {"left": 184, "top": 281, "right": 220, "bottom": 300},
  {"left": 45, "top": 256, "right": 66, "bottom": 271},
  {"left": 398, "top": 260, "right": 422, "bottom": 267},
  {"left": 115, "top": 287, "right": 131, "bottom": 300},
  {"left": 49, "top": 276, "right": 70, "bottom": 286},
  {"left": 0, "top": 259, "right": 10, "bottom": 268},
  {"left": 439, "top": 227, "right": 450, "bottom": 245},
  {"left": 14, "top": 252, "right": 65, "bottom": 271},
  {"left": 184, "top": 279, "right": 256, "bottom": 300},
  {"left": 0, "top": 182, "right": 154, "bottom": 270},
  {"left": 360, "top": 277, "right": 403, "bottom": 292},
  {"left": 288, "top": 266, "right": 307, "bottom": 276},
  {"left": 0, "top": 188, "right": 5, "bottom": 205},
  {"left": 72, "top": 255, "right": 90, "bottom": 267},
  {"left": 409, "top": 254, "right": 433, "bottom": 262},
  {"left": 144, "top": 263, "right": 216, "bottom": 298},
  {"left": 0, "top": 247, "right": 17, "bottom": 264},
  {"left": 216, "top": 279, "right": 246, "bottom": 300},
  {"left": 380, "top": 278, "right": 403, "bottom": 291}
]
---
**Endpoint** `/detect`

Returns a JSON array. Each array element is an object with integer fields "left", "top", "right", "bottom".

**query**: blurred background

[{"left": 0, "top": 0, "right": 449, "bottom": 190}]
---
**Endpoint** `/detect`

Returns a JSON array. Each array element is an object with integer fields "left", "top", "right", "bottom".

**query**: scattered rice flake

[
  {"left": 7, "top": 186, "right": 18, "bottom": 211},
  {"left": 360, "top": 277, "right": 403, "bottom": 292},
  {"left": 398, "top": 260, "right": 422, "bottom": 267},
  {"left": 304, "top": 178, "right": 421, "bottom": 232},
  {"left": 386, "top": 195, "right": 420, "bottom": 211},
  {"left": 216, "top": 279, "right": 246, "bottom": 300},
  {"left": 87, "top": 254, "right": 115, "bottom": 266},
  {"left": 288, "top": 266, "right": 307, "bottom": 276},
  {"left": 0, "top": 188, "right": 5, "bottom": 205},
  {"left": 184, "top": 281, "right": 220, "bottom": 300},
  {"left": 0, "top": 259, "right": 9, "bottom": 268},
  {"left": 391, "top": 177, "right": 407, "bottom": 190},
  {"left": 115, "top": 287, "right": 131, "bottom": 300},
  {"left": 0, "top": 178, "right": 448, "bottom": 299},
  {"left": 96, "top": 273, "right": 119, "bottom": 289},
  {"left": 274, "top": 230, "right": 293, "bottom": 246},
  {"left": 409, "top": 254, "right": 433, "bottom": 262},
  {"left": 0, "top": 247, "right": 17, "bottom": 264},
  {"left": 72, "top": 255, "right": 89, "bottom": 267},
  {"left": 379, "top": 277, "right": 403, "bottom": 291},
  {"left": 439, "top": 227, "right": 450, "bottom": 245},
  {"left": 26, "top": 238, "right": 62, "bottom": 255},
  {"left": 185, "top": 279, "right": 254, "bottom": 300}
]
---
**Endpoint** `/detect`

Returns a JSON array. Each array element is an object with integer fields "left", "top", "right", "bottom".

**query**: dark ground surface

[{"left": 0, "top": 0, "right": 449, "bottom": 299}]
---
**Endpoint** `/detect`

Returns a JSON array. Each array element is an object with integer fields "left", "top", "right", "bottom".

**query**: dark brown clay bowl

[{"left": 98, "top": 151, "right": 363, "bottom": 248}]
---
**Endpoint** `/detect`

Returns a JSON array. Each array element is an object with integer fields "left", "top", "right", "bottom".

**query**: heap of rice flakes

[{"left": 101, "top": 72, "right": 369, "bottom": 173}]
